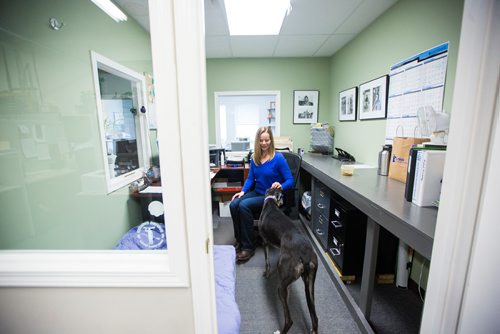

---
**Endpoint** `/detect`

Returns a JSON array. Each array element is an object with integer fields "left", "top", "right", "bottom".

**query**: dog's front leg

[{"left": 263, "top": 244, "right": 271, "bottom": 278}]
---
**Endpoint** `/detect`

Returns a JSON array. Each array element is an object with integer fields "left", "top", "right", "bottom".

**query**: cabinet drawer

[
  {"left": 314, "top": 182, "right": 330, "bottom": 216},
  {"left": 313, "top": 214, "right": 329, "bottom": 250},
  {"left": 328, "top": 235, "right": 345, "bottom": 271}
]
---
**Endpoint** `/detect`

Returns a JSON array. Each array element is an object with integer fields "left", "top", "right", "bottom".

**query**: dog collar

[{"left": 264, "top": 195, "right": 277, "bottom": 202}]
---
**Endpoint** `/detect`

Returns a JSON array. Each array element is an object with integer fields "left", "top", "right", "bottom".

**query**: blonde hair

[{"left": 253, "top": 126, "right": 275, "bottom": 166}]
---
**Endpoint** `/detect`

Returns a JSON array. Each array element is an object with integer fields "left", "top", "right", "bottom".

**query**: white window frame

[
  {"left": 214, "top": 91, "right": 281, "bottom": 147},
  {"left": 90, "top": 51, "right": 152, "bottom": 194},
  {"left": 0, "top": 0, "right": 199, "bottom": 289}
]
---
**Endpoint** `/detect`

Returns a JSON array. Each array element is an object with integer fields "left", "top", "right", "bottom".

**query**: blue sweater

[{"left": 242, "top": 152, "right": 294, "bottom": 195}]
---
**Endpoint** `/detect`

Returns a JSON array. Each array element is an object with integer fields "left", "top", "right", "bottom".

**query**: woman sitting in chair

[{"left": 230, "top": 126, "right": 293, "bottom": 263}]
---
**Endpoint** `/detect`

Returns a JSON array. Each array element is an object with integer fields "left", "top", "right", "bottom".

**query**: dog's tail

[{"left": 300, "top": 254, "right": 317, "bottom": 274}]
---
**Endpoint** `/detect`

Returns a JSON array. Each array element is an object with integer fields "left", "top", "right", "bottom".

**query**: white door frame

[
  {"left": 420, "top": 0, "right": 500, "bottom": 331},
  {"left": 150, "top": 0, "right": 217, "bottom": 333}
]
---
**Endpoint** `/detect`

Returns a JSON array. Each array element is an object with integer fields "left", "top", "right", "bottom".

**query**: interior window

[
  {"left": 215, "top": 92, "right": 280, "bottom": 150},
  {"left": 91, "top": 52, "right": 151, "bottom": 193}
]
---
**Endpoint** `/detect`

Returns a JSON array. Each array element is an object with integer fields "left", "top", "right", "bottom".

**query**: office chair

[
  {"left": 251, "top": 151, "right": 302, "bottom": 220},
  {"left": 251, "top": 151, "right": 302, "bottom": 244},
  {"left": 280, "top": 151, "right": 302, "bottom": 217}
]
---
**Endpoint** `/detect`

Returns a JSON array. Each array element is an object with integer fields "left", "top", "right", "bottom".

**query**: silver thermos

[{"left": 378, "top": 144, "right": 392, "bottom": 176}]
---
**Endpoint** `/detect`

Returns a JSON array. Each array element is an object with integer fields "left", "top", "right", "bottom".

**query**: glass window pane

[{"left": 0, "top": 0, "right": 165, "bottom": 251}]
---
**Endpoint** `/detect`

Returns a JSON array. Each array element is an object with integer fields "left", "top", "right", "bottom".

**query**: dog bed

[
  {"left": 114, "top": 229, "right": 240, "bottom": 333},
  {"left": 213, "top": 245, "right": 241, "bottom": 334}
]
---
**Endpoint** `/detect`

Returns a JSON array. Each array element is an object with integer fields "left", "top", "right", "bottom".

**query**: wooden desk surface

[{"left": 301, "top": 153, "right": 436, "bottom": 259}]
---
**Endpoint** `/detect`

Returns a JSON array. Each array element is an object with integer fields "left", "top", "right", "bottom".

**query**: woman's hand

[
  {"left": 271, "top": 182, "right": 282, "bottom": 189},
  {"left": 232, "top": 191, "right": 244, "bottom": 200}
]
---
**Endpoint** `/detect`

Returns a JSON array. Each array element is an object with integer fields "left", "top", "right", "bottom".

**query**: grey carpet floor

[{"left": 213, "top": 215, "right": 360, "bottom": 333}]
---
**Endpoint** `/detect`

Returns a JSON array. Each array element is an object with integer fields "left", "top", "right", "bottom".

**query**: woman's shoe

[
  {"left": 236, "top": 249, "right": 255, "bottom": 263},
  {"left": 233, "top": 241, "right": 242, "bottom": 254}
]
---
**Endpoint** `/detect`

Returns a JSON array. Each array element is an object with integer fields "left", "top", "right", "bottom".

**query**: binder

[{"left": 404, "top": 148, "right": 419, "bottom": 202}]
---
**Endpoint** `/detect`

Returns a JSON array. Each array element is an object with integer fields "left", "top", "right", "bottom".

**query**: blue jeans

[{"left": 229, "top": 190, "right": 264, "bottom": 251}]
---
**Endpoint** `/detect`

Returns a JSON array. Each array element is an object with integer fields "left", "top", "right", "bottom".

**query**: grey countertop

[{"left": 301, "top": 153, "right": 436, "bottom": 258}]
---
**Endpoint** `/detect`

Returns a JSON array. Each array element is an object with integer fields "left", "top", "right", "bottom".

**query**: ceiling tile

[
  {"left": 336, "top": 0, "right": 399, "bottom": 34},
  {"left": 230, "top": 36, "right": 278, "bottom": 58},
  {"left": 280, "top": 0, "right": 363, "bottom": 35},
  {"left": 116, "top": 0, "right": 400, "bottom": 58},
  {"left": 274, "top": 35, "right": 329, "bottom": 57},
  {"left": 205, "top": 36, "right": 233, "bottom": 58},
  {"left": 314, "top": 34, "right": 355, "bottom": 56}
]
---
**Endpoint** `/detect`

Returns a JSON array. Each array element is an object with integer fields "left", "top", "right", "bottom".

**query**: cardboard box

[{"left": 219, "top": 201, "right": 231, "bottom": 217}]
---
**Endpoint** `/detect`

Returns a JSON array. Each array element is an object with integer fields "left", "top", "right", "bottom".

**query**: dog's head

[{"left": 264, "top": 187, "right": 284, "bottom": 207}]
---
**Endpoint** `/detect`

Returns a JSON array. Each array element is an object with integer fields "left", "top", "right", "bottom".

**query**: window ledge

[{"left": 0, "top": 250, "right": 187, "bottom": 287}]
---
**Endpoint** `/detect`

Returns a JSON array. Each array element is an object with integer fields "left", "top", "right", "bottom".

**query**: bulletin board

[{"left": 385, "top": 42, "right": 449, "bottom": 144}]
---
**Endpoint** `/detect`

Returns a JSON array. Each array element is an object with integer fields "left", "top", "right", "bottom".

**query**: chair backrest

[{"left": 280, "top": 151, "right": 301, "bottom": 187}]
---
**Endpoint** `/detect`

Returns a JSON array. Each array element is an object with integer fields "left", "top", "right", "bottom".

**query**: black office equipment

[
  {"left": 114, "top": 139, "right": 139, "bottom": 173},
  {"left": 333, "top": 147, "right": 356, "bottom": 162},
  {"left": 209, "top": 147, "right": 225, "bottom": 166}
]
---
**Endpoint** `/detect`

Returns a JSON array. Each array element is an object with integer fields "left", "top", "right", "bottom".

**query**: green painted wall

[
  {"left": 328, "top": 0, "right": 464, "bottom": 289},
  {"left": 330, "top": 0, "right": 464, "bottom": 167},
  {"left": 0, "top": 0, "right": 153, "bottom": 249},
  {"left": 206, "top": 0, "right": 463, "bottom": 168},
  {"left": 206, "top": 58, "right": 332, "bottom": 151}
]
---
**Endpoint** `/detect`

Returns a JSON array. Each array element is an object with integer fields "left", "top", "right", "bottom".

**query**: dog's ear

[{"left": 277, "top": 190, "right": 284, "bottom": 206}]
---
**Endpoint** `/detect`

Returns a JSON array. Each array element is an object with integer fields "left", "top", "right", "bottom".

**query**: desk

[
  {"left": 299, "top": 153, "right": 436, "bottom": 324},
  {"left": 210, "top": 164, "right": 249, "bottom": 193}
]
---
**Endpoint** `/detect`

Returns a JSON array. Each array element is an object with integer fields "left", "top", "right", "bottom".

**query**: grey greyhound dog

[{"left": 258, "top": 187, "right": 319, "bottom": 334}]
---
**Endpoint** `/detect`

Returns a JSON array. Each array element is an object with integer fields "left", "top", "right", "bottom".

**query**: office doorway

[{"left": 214, "top": 91, "right": 280, "bottom": 150}]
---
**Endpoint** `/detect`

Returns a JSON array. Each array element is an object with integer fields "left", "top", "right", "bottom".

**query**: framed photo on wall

[
  {"left": 359, "top": 75, "right": 388, "bottom": 120},
  {"left": 293, "top": 90, "right": 319, "bottom": 124},
  {"left": 339, "top": 87, "right": 357, "bottom": 121}
]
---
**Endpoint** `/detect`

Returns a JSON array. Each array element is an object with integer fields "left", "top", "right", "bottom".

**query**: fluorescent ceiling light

[
  {"left": 90, "top": 0, "right": 127, "bottom": 22},
  {"left": 224, "top": 0, "right": 291, "bottom": 36}
]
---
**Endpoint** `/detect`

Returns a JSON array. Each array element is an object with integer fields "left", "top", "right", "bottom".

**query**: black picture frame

[
  {"left": 293, "top": 90, "right": 319, "bottom": 124},
  {"left": 359, "top": 75, "right": 388, "bottom": 120},
  {"left": 339, "top": 87, "right": 358, "bottom": 121}
]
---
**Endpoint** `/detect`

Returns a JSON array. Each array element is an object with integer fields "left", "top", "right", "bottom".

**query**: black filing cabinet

[
  {"left": 311, "top": 179, "right": 330, "bottom": 250},
  {"left": 311, "top": 179, "right": 398, "bottom": 278},
  {"left": 327, "top": 196, "right": 367, "bottom": 276},
  {"left": 327, "top": 195, "right": 399, "bottom": 278}
]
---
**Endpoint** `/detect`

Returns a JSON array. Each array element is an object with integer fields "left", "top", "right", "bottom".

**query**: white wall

[{"left": 0, "top": 288, "right": 195, "bottom": 334}]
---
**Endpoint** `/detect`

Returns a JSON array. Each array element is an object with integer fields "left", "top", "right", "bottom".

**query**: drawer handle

[
  {"left": 317, "top": 203, "right": 325, "bottom": 209},
  {"left": 330, "top": 248, "right": 340, "bottom": 256},
  {"left": 332, "top": 236, "right": 344, "bottom": 247},
  {"left": 315, "top": 229, "right": 324, "bottom": 236},
  {"left": 331, "top": 220, "right": 342, "bottom": 228}
]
